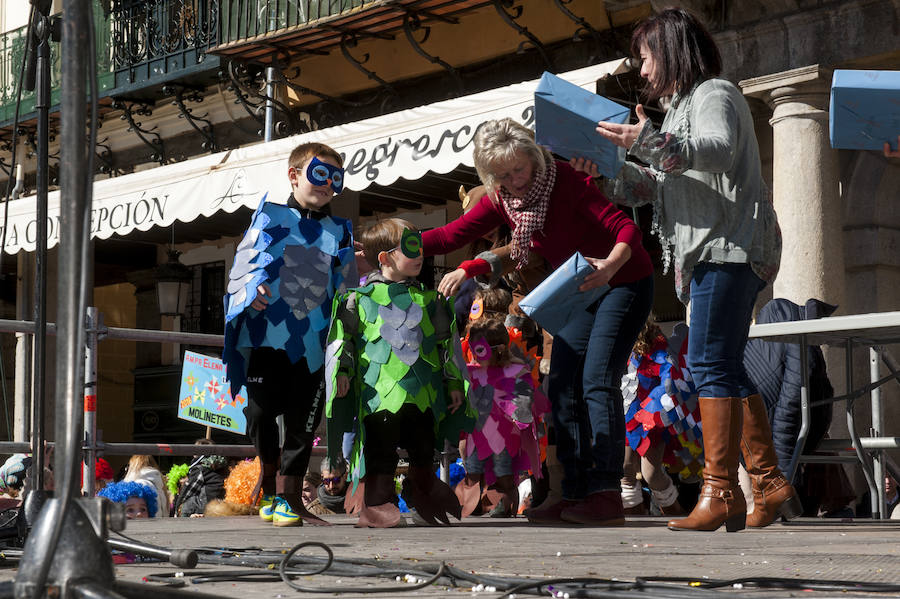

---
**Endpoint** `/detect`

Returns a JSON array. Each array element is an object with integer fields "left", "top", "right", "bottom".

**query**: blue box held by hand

[
  {"left": 829, "top": 70, "right": 900, "bottom": 150},
  {"left": 518, "top": 252, "right": 607, "bottom": 336},
  {"left": 534, "top": 71, "right": 630, "bottom": 178}
]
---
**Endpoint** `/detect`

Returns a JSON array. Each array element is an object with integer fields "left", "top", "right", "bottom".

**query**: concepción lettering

[
  {"left": 0, "top": 193, "right": 168, "bottom": 248},
  {"left": 91, "top": 193, "right": 167, "bottom": 233}
]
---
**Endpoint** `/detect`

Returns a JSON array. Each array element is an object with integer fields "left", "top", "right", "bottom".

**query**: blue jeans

[
  {"left": 549, "top": 276, "right": 654, "bottom": 500},
  {"left": 687, "top": 263, "right": 765, "bottom": 399},
  {"left": 465, "top": 449, "right": 513, "bottom": 478}
]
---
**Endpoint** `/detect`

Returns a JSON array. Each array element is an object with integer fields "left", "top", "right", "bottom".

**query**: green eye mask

[{"left": 400, "top": 228, "right": 422, "bottom": 259}]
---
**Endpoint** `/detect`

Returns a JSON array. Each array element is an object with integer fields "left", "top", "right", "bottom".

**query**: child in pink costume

[{"left": 459, "top": 318, "right": 549, "bottom": 517}]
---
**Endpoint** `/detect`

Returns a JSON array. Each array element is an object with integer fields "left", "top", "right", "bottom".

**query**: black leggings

[
  {"left": 243, "top": 347, "right": 325, "bottom": 476},
  {"left": 363, "top": 405, "right": 435, "bottom": 476}
]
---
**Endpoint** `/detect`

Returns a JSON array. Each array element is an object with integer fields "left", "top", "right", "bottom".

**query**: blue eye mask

[{"left": 306, "top": 157, "right": 345, "bottom": 193}]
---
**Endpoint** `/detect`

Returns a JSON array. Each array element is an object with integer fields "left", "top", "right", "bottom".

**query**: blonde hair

[
  {"left": 360, "top": 218, "right": 417, "bottom": 268},
  {"left": 126, "top": 455, "right": 159, "bottom": 475},
  {"left": 473, "top": 119, "right": 551, "bottom": 199}
]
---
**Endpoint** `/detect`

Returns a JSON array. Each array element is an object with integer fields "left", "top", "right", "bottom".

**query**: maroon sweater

[{"left": 423, "top": 161, "right": 653, "bottom": 287}]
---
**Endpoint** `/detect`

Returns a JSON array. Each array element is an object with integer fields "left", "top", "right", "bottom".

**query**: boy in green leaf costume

[{"left": 325, "top": 218, "right": 475, "bottom": 527}]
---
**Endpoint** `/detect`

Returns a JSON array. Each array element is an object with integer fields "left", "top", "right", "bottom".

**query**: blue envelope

[
  {"left": 518, "top": 252, "right": 608, "bottom": 336},
  {"left": 829, "top": 69, "right": 900, "bottom": 150},
  {"left": 534, "top": 71, "right": 630, "bottom": 178}
]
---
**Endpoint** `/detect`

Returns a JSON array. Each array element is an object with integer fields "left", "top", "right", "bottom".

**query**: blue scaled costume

[{"left": 222, "top": 193, "right": 356, "bottom": 489}]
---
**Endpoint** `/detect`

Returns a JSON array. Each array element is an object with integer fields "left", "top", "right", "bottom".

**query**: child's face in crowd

[
  {"left": 302, "top": 480, "right": 317, "bottom": 506},
  {"left": 289, "top": 154, "right": 342, "bottom": 210},
  {"left": 125, "top": 496, "right": 149, "bottom": 519},
  {"left": 886, "top": 474, "right": 897, "bottom": 498}
]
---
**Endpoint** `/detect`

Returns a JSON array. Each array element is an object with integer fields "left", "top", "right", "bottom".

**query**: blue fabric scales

[{"left": 223, "top": 195, "right": 357, "bottom": 398}]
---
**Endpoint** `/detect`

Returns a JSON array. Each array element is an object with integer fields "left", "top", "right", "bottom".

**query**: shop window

[{"left": 182, "top": 260, "right": 225, "bottom": 335}]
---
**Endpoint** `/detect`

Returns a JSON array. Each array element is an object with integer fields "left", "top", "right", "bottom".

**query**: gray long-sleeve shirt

[{"left": 605, "top": 78, "right": 781, "bottom": 304}]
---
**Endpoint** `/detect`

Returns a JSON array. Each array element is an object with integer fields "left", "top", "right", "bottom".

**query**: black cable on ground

[
  {"left": 639, "top": 575, "right": 900, "bottom": 594},
  {"left": 108, "top": 540, "right": 900, "bottom": 598}
]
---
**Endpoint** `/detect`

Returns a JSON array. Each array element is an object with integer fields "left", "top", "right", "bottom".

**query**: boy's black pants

[
  {"left": 363, "top": 404, "right": 436, "bottom": 476},
  {"left": 243, "top": 347, "right": 325, "bottom": 476}
]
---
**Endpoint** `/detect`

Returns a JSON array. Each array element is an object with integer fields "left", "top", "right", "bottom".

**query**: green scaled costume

[{"left": 325, "top": 274, "right": 475, "bottom": 486}]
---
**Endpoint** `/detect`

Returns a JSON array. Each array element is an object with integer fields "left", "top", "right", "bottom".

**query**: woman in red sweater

[{"left": 424, "top": 118, "right": 654, "bottom": 526}]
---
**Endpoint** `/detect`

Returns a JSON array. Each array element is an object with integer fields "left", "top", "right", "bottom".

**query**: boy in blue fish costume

[{"left": 223, "top": 142, "right": 357, "bottom": 526}]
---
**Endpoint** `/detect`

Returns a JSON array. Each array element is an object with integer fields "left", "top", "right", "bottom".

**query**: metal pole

[
  {"left": 264, "top": 66, "right": 276, "bottom": 142},
  {"left": 82, "top": 307, "right": 99, "bottom": 497},
  {"left": 31, "top": 8, "right": 52, "bottom": 494},
  {"left": 787, "top": 333, "right": 809, "bottom": 485},
  {"left": 845, "top": 339, "right": 878, "bottom": 518},
  {"left": 870, "top": 347, "right": 885, "bottom": 519}
]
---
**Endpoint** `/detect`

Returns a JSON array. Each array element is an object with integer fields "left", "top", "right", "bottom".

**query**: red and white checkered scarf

[{"left": 499, "top": 159, "right": 557, "bottom": 270}]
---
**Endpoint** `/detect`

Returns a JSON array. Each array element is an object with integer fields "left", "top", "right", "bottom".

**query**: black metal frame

[
  {"left": 162, "top": 82, "right": 218, "bottom": 152},
  {"left": 109, "top": 98, "right": 166, "bottom": 164}
]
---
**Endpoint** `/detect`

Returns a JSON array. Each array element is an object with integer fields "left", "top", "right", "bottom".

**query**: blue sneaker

[
  {"left": 272, "top": 497, "right": 301, "bottom": 527},
  {"left": 258, "top": 495, "right": 276, "bottom": 522}
]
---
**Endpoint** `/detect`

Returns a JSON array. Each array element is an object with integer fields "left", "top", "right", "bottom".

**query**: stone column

[{"left": 741, "top": 65, "right": 844, "bottom": 309}]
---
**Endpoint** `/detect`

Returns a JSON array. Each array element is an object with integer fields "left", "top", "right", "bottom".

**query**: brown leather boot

[
  {"left": 740, "top": 394, "right": 803, "bottom": 527},
  {"left": 525, "top": 498, "right": 579, "bottom": 524},
  {"left": 559, "top": 490, "right": 625, "bottom": 526},
  {"left": 668, "top": 398, "right": 747, "bottom": 532},
  {"left": 357, "top": 474, "right": 404, "bottom": 528}
]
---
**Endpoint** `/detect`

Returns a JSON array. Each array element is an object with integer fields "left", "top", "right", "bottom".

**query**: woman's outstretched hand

[
  {"left": 438, "top": 268, "right": 468, "bottom": 297},
  {"left": 596, "top": 104, "right": 649, "bottom": 150}
]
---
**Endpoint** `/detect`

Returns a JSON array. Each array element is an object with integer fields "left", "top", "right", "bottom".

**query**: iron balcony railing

[
  {"left": 0, "top": 0, "right": 221, "bottom": 126},
  {"left": 218, "top": 0, "right": 372, "bottom": 46},
  {"left": 0, "top": 1, "right": 114, "bottom": 124},
  {"left": 111, "top": 0, "right": 221, "bottom": 92}
]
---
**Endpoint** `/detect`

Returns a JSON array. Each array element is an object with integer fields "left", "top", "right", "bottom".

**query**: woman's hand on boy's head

[
  {"left": 251, "top": 283, "right": 271, "bottom": 311},
  {"left": 447, "top": 390, "right": 464, "bottom": 413},
  {"left": 336, "top": 374, "right": 350, "bottom": 398},
  {"left": 438, "top": 268, "right": 467, "bottom": 297}
]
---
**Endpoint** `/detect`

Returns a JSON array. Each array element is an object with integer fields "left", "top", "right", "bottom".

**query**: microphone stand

[{"left": 20, "top": 0, "right": 56, "bottom": 530}]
